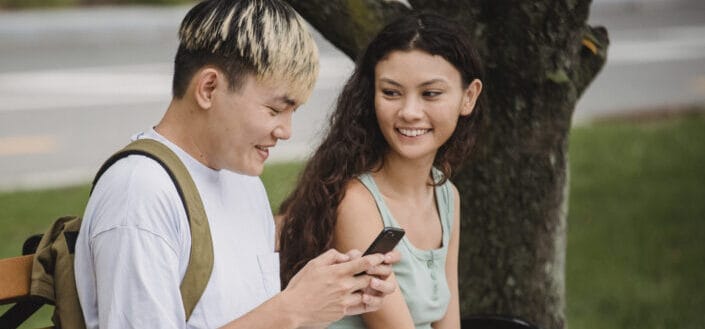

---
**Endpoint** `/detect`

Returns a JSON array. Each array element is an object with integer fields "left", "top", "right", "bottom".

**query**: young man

[{"left": 73, "top": 0, "right": 399, "bottom": 328}]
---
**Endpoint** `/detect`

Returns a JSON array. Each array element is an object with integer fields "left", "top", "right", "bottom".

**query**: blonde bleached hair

[{"left": 174, "top": 0, "right": 319, "bottom": 102}]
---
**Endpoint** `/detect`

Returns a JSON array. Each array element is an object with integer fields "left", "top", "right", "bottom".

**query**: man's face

[{"left": 205, "top": 74, "right": 300, "bottom": 176}]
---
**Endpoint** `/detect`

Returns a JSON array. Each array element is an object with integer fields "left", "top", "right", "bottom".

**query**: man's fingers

[
  {"left": 364, "top": 263, "right": 393, "bottom": 278},
  {"left": 346, "top": 249, "right": 362, "bottom": 259},
  {"left": 343, "top": 291, "right": 384, "bottom": 316},
  {"left": 383, "top": 250, "right": 401, "bottom": 264},
  {"left": 361, "top": 292, "right": 384, "bottom": 310},
  {"left": 337, "top": 254, "right": 385, "bottom": 276},
  {"left": 332, "top": 250, "right": 352, "bottom": 264},
  {"left": 368, "top": 277, "right": 396, "bottom": 296},
  {"left": 345, "top": 279, "right": 395, "bottom": 315},
  {"left": 342, "top": 291, "right": 366, "bottom": 316},
  {"left": 313, "top": 249, "right": 350, "bottom": 266},
  {"left": 349, "top": 273, "right": 373, "bottom": 293}
]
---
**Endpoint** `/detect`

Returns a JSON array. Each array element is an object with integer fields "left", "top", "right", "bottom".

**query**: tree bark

[
  {"left": 287, "top": 1, "right": 609, "bottom": 328},
  {"left": 287, "top": 0, "right": 411, "bottom": 59}
]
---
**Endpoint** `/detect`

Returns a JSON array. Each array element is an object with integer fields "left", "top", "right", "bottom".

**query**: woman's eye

[
  {"left": 381, "top": 89, "right": 400, "bottom": 97},
  {"left": 268, "top": 106, "right": 282, "bottom": 115}
]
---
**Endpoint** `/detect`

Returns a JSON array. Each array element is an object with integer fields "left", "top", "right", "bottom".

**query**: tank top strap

[
  {"left": 356, "top": 173, "right": 396, "bottom": 227},
  {"left": 431, "top": 168, "right": 454, "bottom": 247}
]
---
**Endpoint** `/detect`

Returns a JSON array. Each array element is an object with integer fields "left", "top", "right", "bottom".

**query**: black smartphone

[{"left": 362, "top": 226, "right": 405, "bottom": 256}]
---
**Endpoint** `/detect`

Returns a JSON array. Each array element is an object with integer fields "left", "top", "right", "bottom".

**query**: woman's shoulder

[
  {"left": 343, "top": 177, "right": 373, "bottom": 199},
  {"left": 334, "top": 178, "right": 386, "bottom": 251},
  {"left": 338, "top": 178, "right": 378, "bottom": 217}
]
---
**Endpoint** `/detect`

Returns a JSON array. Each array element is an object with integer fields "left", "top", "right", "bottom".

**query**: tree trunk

[{"left": 287, "top": 1, "right": 609, "bottom": 328}]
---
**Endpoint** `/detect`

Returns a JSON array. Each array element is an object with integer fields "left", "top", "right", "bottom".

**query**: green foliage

[{"left": 567, "top": 112, "right": 705, "bottom": 329}]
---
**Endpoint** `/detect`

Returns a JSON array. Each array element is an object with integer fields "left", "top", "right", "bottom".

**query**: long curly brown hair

[{"left": 279, "top": 12, "right": 486, "bottom": 286}]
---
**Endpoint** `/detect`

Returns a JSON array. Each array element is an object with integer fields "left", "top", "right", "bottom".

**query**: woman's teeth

[{"left": 398, "top": 128, "right": 429, "bottom": 137}]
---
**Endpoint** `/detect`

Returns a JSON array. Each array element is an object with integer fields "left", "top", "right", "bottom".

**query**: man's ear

[
  {"left": 193, "top": 68, "right": 220, "bottom": 110},
  {"left": 460, "top": 79, "right": 483, "bottom": 116}
]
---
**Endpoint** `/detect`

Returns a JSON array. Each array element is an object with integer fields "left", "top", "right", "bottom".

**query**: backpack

[{"left": 1, "top": 138, "right": 214, "bottom": 329}]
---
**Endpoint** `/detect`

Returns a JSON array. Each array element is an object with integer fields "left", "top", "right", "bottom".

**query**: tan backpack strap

[{"left": 95, "top": 138, "right": 214, "bottom": 320}]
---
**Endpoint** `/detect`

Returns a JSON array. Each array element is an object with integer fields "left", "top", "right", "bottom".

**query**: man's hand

[
  {"left": 278, "top": 248, "right": 397, "bottom": 327},
  {"left": 344, "top": 249, "right": 400, "bottom": 316}
]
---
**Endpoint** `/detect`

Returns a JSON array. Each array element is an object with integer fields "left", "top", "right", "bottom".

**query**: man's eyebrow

[{"left": 275, "top": 96, "right": 297, "bottom": 106}]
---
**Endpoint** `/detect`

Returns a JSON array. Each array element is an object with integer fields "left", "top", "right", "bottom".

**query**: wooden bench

[
  {"left": 0, "top": 255, "right": 33, "bottom": 304},
  {"left": 0, "top": 255, "right": 52, "bottom": 329}
]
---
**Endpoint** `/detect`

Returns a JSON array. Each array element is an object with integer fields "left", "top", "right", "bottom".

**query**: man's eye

[{"left": 423, "top": 90, "right": 442, "bottom": 98}]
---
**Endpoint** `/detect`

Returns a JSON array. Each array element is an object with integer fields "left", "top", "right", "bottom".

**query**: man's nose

[{"left": 273, "top": 113, "right": 292, "bottom": 140}]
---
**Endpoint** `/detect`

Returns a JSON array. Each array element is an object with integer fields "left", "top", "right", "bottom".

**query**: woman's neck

[{"left": 373, "top": 152, "right": 436, "bottom": 201}]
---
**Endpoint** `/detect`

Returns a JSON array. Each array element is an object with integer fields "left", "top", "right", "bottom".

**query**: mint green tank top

[{"left": 329, "top": 170, "right": 454, "bottom": 329}]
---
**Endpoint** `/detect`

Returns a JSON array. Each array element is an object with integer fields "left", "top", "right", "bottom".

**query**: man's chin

[{"left": 226, "top": 164, "right": 264, "bottom": 177}]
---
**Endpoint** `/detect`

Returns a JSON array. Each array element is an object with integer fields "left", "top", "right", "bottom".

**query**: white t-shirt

[{"left": 74, "top": 129, "right": 280, "bottom": 329}]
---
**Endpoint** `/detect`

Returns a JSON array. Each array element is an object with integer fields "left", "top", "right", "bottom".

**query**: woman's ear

[
  {"left": 460, "top": 79, "right": 483, "bottom": 116},
  {"left": 193, "top": 68, "right": 219, "bottom": 110}
]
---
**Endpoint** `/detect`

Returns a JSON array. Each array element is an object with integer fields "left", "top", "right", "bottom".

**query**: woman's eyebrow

[
  {"left": 418, "top": 79, "right": 448, "bottom": 87},
  {"left": 378, "top": 77, "right": 448, "bottom": 88},
  {"left": 378, "top": 77, "right": 403, "bottom": 87}
]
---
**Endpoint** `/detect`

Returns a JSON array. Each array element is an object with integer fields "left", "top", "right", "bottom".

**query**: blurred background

[
  {"left": 0, "top": 0, "right": 702, "bottom": 190},
  {"left": 1, "top": 0, "right": 704, "bottom": 328}
]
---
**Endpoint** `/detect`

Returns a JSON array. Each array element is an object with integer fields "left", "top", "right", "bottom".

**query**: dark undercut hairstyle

[
  {"left": 172, "top": 0, "right": 319, "bottom": 100},
  {"left": 279, "top": 12, "right": 486, "bottom": 287}
]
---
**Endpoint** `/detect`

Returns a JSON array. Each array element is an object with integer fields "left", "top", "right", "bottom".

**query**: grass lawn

[
  {"left": 1, "top": 112, "right": 704, "bottom": 328},
  {"left": 566, "top": 111, "right": 705, "bottom": 329}
]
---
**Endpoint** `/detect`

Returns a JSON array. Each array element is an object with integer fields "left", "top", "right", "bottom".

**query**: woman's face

[{"left": 373, "top": 49, "right": 479, "bottom": 163}]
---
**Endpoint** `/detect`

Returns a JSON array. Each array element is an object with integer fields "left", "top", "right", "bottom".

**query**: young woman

[{"left": 278, "top": 12, "right": 485, "bottom": 329}]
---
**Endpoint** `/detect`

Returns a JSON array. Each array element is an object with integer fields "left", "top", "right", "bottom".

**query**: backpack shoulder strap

[{"left": 95, "top": 138, "right": 214, "bottom": 320}]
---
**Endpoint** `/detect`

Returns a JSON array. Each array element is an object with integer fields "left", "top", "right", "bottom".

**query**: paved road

[
  {"left": 0, "top": 5, "right": 354, "bottom": 190},
  {"left": 1, "top": 1, "right": 704, "bottom": 191},
  {"left": 576, "top": 0, "right": 705, "bottom": 121}
]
